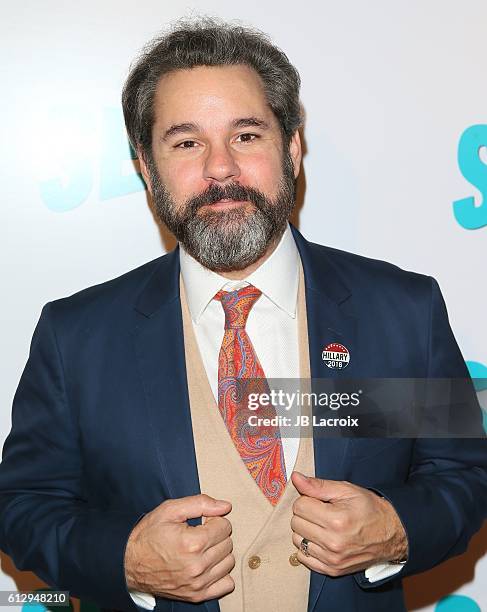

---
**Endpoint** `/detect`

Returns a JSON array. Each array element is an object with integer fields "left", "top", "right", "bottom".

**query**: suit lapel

[
  {"left": 133, "top": 248, "right": 220, "bottom": 612},
  {"left": 290, "top": 225, "right": 357, "bottom": 612},
  {"left": 133, "top": 247, "right": 201, "bottom": 505}
]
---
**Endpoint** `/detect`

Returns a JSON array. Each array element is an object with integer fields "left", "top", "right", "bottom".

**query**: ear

[
  {"left": 289, "top": 130, "right": 302, "bottom": 179},
  {"left": 137, "top": 148, "right": 153, "bottom": 196}
]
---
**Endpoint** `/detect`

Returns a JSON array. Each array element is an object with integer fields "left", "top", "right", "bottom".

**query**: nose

[{"left": 203, "top": 143, "right": 241, "bottom": 183}]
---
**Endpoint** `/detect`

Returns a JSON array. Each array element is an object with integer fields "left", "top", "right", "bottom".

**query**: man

[{"left": 0, "top": 17, "right": 486, "bottom": 612}]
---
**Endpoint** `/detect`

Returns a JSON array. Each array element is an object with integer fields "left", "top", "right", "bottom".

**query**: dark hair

[{"left": 122, "top": 16, "right": 303, "bottom": 161}]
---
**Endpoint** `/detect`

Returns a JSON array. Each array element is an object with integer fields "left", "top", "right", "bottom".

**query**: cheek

[
  {"left": 160, "top": 161, "right": 207, "bottom": 200},
  {"left": 241, "top": 154, "right": 283, "bottom": 193}
]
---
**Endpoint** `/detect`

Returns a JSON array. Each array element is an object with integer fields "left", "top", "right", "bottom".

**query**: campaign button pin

[{"left": 322, "top": 343, "right": 350, "bottom": 369}]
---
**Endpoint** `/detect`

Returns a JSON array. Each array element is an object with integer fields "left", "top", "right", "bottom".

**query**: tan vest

[{"left": 180, "top": 262, "right": 315, "bottom": 612}]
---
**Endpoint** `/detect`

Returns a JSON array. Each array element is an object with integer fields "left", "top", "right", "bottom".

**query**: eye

[
  {"left": 175, "top": 140, "right": 198, "bottom": 149},
  {"left": 236, "top": 133, "right": 259, "bottom": 143}
]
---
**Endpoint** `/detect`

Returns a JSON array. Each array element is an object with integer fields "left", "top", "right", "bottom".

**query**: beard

[{"left": 147, "top": 150, "right": 296, "bottom": 272}]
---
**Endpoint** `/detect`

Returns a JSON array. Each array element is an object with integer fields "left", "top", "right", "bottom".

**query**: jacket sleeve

[
  {"left": 0, "top": 303, "right": 145, "bottom": 612},
  {"left": 355, "top": 277, "right": 487, "bottom": 589}
]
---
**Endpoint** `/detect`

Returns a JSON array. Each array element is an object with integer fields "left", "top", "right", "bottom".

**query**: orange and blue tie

[{"left": 214, "top": 284, "right": 286, "bottom": 505}]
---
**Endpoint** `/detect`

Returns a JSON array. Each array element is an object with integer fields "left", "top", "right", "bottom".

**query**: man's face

[{"left": 139, "top": 64, "right": 302, "bottom": 272}]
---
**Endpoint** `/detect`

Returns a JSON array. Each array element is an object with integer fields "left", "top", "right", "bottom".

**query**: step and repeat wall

[{"left": 1, "top": 2, "right": 486, "bottom": 611}]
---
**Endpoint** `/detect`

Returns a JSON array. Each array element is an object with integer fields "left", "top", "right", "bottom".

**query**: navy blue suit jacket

[{"left": 1, "top": 224, "right": 486, "bottom": 612}]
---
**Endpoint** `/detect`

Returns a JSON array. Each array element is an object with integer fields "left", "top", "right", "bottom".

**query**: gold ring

[{"left": 300, "top": 537, "right": 310, "bottom": 556}]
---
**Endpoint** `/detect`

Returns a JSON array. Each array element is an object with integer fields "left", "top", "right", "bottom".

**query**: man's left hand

[{"left": 290, "top": 471, "right": 408, "bottom": 577}]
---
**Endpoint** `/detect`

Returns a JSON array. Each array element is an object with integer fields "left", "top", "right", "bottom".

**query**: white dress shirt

[
  {"left": 129, "top": 223, "right": 403, "bottom": 609},
  {"left": 180, "top": 222, "right": 301, "bottom": 477}
]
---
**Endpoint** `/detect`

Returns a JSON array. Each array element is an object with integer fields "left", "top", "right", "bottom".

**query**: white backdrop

[{"left": 1, "top": 2, "right": 486, "bottom": 611}]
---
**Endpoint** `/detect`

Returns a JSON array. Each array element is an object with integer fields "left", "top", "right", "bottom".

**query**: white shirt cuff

[
  {"left": 365, "top": 561, "right": 405, "bottom": 582},
  {"left": 129, "top": 590, "right": 156, "bottom": 610}
]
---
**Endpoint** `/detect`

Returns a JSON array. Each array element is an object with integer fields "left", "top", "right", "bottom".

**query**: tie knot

[{"left": 214, "top": 284, "right": 262, "bottom": 329}]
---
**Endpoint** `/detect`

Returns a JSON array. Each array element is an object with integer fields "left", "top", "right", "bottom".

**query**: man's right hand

[{"left": 124, "top": 494, "right": 234, "bottom": 604}]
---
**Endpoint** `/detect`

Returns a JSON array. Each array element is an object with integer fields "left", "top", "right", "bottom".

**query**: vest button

[
  {"left": 289, "top": 552, "right": 301, "bottom": 567},
  {"left": 248, "top": 555, "right": 261, "bottom": 570}
]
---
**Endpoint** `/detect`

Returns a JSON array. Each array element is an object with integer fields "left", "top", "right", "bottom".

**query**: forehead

[{"left": 152, "top": 64, "right": 277, "bottom": 130}]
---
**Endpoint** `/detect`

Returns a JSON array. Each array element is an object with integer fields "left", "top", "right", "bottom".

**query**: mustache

[{"left": 186, "top": 182, "right": 266, "bottom": 212}]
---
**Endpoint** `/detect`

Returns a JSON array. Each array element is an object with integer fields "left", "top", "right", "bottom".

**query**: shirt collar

[{"left": 179, "top": 223, "right": 300, "bottom": 323}]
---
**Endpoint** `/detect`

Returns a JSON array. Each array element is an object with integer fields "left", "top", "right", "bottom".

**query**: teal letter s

[{"left": 453, "top": 124, "right": 487, "bottom": 230}]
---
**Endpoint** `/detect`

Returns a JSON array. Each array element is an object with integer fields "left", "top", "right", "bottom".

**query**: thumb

[
  {"left": 163, "top": 494, "right": 231, "bottom": 522},
  {"left": 291, "top": 471, "right": 351, "bottom": 502}
]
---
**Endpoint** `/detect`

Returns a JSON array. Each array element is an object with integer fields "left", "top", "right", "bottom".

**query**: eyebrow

[
  {"left": 233, "top": 117, "right": 270, "bottom": 130},
  {"left": 161, "top": 116, "right": 271, "bottom": 141},
  {"left": 162, "top": 122, "right": 199, "bottom": 141}
]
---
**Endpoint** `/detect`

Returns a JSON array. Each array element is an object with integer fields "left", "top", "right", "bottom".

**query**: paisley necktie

[{"left": 214, "top": 284, "right": 286, "bottom": 505}]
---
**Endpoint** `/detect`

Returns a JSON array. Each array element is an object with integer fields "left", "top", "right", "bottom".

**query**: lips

[{"left": 203, "top": 199, "right": 248, "bottom": 208}]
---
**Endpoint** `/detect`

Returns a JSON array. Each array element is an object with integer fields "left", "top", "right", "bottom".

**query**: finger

[
  {"left": 291, "top": 532, "right": 377, "bottom": 574},
  {"left": 204, "top": 550, "right": 236, "bottom": 588},
  {"left": 203, "top": 574, "right": 235, "bottom": 601},
  {"left": 296, "top": 548, "right": 371, "bottom": 577},
  {"left": 199, "top": 516, "right": 232, "bottom": 549},
  {"left": 291, "top": 514, "right": 328, "bottom": 549},
  {"left": 292, "top": 472, "right": 354, "bottom": 502},
  {"left": 189, "top": 552, "right": 235, "bottom": 598},
  {"left": 163, "top": 494, "right": 231, "bottom": 523},
  {"left": 292, "top": 531, "right": 336, "bottom": 565},
  {"left": 292, "top": 494, "right": 333, "bottom": 528},
  {"left": 293, "top": 499, "right": 349, "bottom": 535},
  {"left": 202, "top": 536, "right": 233, "bottom": 571},
  {"left": 295, "top": 549, "right": 345, "bottom": 575},
  {"left": 292, "top": 531, "right": 324, "bottom": 560}
]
